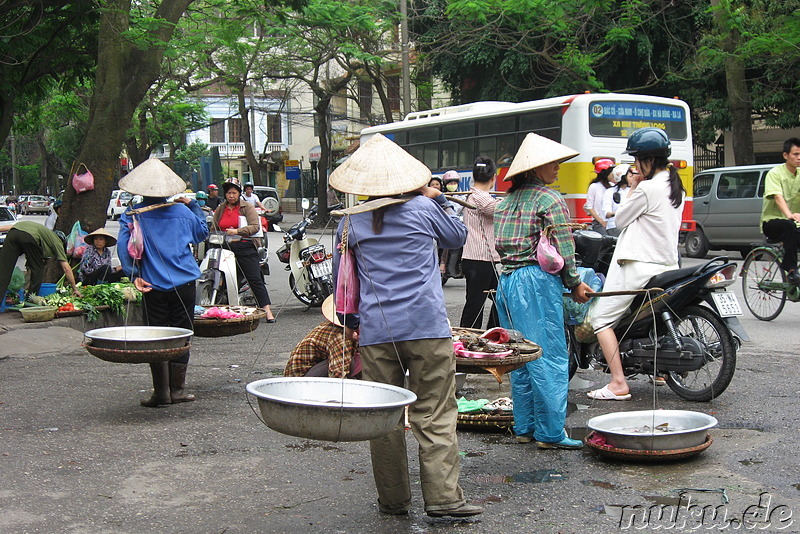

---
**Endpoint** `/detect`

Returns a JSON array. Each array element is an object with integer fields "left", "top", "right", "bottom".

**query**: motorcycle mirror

[
  {"left": 272, "top": 224, "right": 282, "bottom": 233},
  {"left": 301, "top": 198, "right": 310, "bottom": 210}
]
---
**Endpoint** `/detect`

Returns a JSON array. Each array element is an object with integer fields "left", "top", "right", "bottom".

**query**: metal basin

[
  {"left": 84, "top": 326, "right": 193, "bottom": 350},
  {"left": 587, "top": 410, "right": 717, "bottom": 451},
  {"left": 246, "top": 377, "right": 417, "bottom": 442}
]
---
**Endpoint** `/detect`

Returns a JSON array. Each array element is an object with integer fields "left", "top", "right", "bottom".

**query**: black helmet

[
  {"left": 222, "top": 181, "right": 242, "bottom": 194},
  {"left": 623, "top": 127, "right": 671, "bottom": 158},
  {"left": 244, "top": 182, "right": 254, "bottom": 189},
  {"left": 53, "top": 230, "right": 68, "bottom": 252}
]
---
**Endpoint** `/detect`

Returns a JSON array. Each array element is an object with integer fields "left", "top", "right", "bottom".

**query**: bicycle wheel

[{"left": 741, "top": 248, "right": 786, "bottom": 321}]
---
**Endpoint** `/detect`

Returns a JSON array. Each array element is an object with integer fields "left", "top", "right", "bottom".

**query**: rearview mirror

[{"left": 301, "top": 198, "right": 310, "bottom": 210}]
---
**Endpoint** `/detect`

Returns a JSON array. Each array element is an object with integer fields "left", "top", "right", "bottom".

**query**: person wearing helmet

[
  {"left": 442, "top": 170, "right": 461, "bottom": 192},
  {"left": 206, "top": 183, "right": 222, "bottom": 210},
  {"left": 195, "top": 190, "right": 208, "bottom": 209},
  {"left": 587, "top": 127, "right": 685, "bottom": 401},
  {"left": 584, "top": 158, "right": 615, "bottom": 234},
  {"left": 242, "top": 182, "right": 266, "bottom": 211},
  {"left": 0, "top": 221, "right": 82, "bottom": 300}
]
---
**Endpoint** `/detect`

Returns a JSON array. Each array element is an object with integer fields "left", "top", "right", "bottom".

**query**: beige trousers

[{"left": 361, "top": 338, "right": 465, "bottom": 512}]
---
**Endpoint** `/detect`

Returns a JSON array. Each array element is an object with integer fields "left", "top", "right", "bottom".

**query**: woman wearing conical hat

[
  {"left": 329, "top": 134, "right": 483, "bottom": 519},
  {"left": 494, "top": 133, "right": 591, "bottom": 450}
]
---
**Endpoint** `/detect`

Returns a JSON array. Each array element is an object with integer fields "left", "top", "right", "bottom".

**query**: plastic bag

[
  {"left": 563, "top": 267, "right": 603, "bottom": 325},
  {"left": 66, "top": 221, "right": 88, "bottom": 259},
  {"left": 335, "top": 216, "right": 359, "bottom": 316},
  {"left": 127, "top": 215, "right": 145, "bottom": 260},
  {"left": 72, "top": 163, "right": 94, "bottom": 194},
  {"left": 536, "top": 226, "right": 564, "bottom": 274},
  {"left": 8, "top": 267, "right": 25, "bottom": 291}
]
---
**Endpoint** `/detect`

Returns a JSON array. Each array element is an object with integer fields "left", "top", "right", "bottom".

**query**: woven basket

[
  {"left": 455, "top": 348, "right": 542, "bottom": 374},
  {"left": 585, "top": 431, "right": 713, "bottom": 463},
  {"left": 193, "top": 307, "right": 267, "bottom": 338},
  {"left": 83, "top": 342, "right": 191, "bottom": 364},
  {"left": 457, "top": 412, "right": 514, "bottom": 432}
]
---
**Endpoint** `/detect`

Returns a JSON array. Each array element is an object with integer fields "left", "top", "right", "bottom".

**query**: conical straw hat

[
  {"left": 119, "top": 158, "right": 187, "bottom": 197},
  {"left": 329, "top": 134, "right": 431, "bottom": 196},
  {"left": 321, "top": 295, "right": 343, "bottom": 327},
  {"left": 504, "top": 133, "right": 579, "bottom": 181},
  {"left": 83, "top": 227, "right": 117, "bottom": 247}
]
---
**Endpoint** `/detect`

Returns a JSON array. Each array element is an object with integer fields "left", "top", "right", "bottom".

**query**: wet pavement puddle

[
  {"left": 581, "top": 480, "right": 619, "bottom": 490},
  {"left": 474, "top": 469, "right": 565, "bottom": 484}
]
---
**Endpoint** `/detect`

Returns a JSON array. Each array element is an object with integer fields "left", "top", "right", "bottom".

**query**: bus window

[
  {"left": 519, "top": 109, "right": 562, "bottom": 138},
  {"left": 424, "top": 145, "right": 439, "bottom": 169},
  {"left": 393, "top": 131, "right": 407, "bottom": 146},
  {"left": 408, "top": 145, "right": 424, "bottom": 164},
  {"left": 409, "top": 127, "right": 438, "bottom": 144},
  {"left": 442, "top": 122, "right": 474, "bottom": 140},
  {"left": 479, "top": 116, "right": 516, "bottom": 135},
  {"left": 496, "top": 134, "right": 515, "bottom": 165},
  {"left": 441, "top": 141, "right": 458, "bottom": 169},
  {"left": 458, "top": 139, "right": 474, "bottom": 167},
  {"left": 477, "top": 138, "right": 496, "bottom": 160}
]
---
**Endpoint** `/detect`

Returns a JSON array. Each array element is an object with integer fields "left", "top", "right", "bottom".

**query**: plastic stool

[{"left": 1, "top": 288, "right": 25, "bottom": 312}]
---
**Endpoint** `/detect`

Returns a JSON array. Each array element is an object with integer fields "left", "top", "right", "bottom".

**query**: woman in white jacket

[{"left": 587, "top": 128, "right": 685, "bottom": 400}]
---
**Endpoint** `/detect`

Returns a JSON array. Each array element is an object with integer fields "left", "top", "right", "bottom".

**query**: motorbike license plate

[
  {"left": 310, "top": 259, "right": 332, "bottom": 278},
  {"left": 712, "top": 290, "right": 743, "bottom": 317}
]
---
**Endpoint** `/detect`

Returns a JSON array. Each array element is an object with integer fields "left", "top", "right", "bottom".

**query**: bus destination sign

[{"left": 589, "top": 101, "right": 687, "bottom": 140}]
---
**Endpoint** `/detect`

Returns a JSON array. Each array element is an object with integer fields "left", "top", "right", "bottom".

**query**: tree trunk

[
  {"left": 711, "top": 0, "right": 755, "bottom": 165},
  {"left": 236, "top": 88, "right": 262, "bottom": 185}
]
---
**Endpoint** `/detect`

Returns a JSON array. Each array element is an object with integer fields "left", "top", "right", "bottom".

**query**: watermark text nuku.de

[{"left": 617, "top": 492, "right": 793, "bottom": 530}]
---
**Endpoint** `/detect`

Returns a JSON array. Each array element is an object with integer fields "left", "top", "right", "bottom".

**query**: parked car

[
  {"left": 0, "top": 205, "right": 18, "bottom": 247},
  {"left": 107, "top": 190, "right": 133, "bottom": 220},
  {"left": 252, "top": 186, "right": 283, "bottom": 229},
  {"left": 20, "top": 195, "right": 51, "bottom": 215},
  {"left": 686, "top": 164, "right": 777, "bottom": 258},
  {"left": 168, "top": 192, "right": 196, "bottom": 203}
]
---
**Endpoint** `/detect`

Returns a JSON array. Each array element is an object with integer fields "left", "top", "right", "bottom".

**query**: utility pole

[{"left": 400, "top": 0, "right": 412, "bottom": 117}]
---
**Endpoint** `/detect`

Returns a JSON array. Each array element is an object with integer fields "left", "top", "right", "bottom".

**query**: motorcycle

[
  {"left": 196, "top": 228, "right": 269, "bottom": 306},
  {"left": 567, "top": 229, "right": 748, "bottom": 402},
  {"left": 275, "top": 200, "right": 334, "bottom": 307}
]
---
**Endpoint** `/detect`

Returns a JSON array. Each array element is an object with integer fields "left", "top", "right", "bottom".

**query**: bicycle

[{"left": 741, "top": 241, "right": 800, "bottom": 321}]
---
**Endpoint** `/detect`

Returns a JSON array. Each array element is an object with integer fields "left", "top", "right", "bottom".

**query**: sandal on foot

[{"left": 587, "top": 385, "right": 631, "bottom": 401}]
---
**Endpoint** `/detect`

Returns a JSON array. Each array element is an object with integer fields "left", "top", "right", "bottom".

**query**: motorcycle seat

[{"left": 645, "top": 265, "right": 698, "bottom": 289}]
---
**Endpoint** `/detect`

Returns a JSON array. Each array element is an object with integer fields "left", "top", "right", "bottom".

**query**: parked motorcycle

[
  {"left": 196, "top": 230, "right": 269, "bottom": 306},
  {"left": 568, "top": 229, "right": 747, "bottom": 401},
  {"left": 275, "top": 200, "right": 334, "bottom": 307}
]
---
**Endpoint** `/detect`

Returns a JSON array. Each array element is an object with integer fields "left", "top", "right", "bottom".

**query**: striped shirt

[
  {"left": 494, "top": 178, "right": 581, "bottom": 288},
  {"left": 461, "top": 188, "right": 501, "bottom": 262}
]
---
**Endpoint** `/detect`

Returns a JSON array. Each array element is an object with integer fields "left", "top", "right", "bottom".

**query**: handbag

[
  {"left": 127, "top": 215, "right": 145, "bottom": 260},
  {"left": 72, "top": 163, "right": 94, "bottom": 194},
  {"left": 536, "top": 225, "right": 565, "bottom": 274},
  {"left": 335, "top": 216, "right": 359, "bottom": 317}
]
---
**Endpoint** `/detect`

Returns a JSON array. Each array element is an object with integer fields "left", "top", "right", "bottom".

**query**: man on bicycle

[{"left": 761, "top": 138, "right": 800, "bottom": 285}]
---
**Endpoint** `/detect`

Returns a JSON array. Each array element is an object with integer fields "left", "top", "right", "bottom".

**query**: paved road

[{"left": 2, "top": 216, "right": 800, "bottom": 533}]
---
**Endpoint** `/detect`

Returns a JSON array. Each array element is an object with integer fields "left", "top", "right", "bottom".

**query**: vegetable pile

[{"left": 42, "top": 279, "right": 141, "bottom": 321}]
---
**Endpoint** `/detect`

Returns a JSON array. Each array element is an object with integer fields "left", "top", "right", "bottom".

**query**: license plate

[
  {"left": 310, "top": 260, "right": 332, "bottom": 278},
  {"left": 712, "top": 290, "right": 743, "bottom": 317}
]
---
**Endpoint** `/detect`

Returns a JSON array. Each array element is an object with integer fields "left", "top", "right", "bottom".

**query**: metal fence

[{"left": 693, "top": 145, "right": 724, "bottom": 173}]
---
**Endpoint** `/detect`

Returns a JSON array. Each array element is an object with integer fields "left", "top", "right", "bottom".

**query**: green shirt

[
  {"left": 494, "top": 179, "right": 580, "bottom": 288},
  {"left": 761, "top": 163, "right": 800, "bottom": 226},
  {"left": 14, "top": 221, "right": 68, "bottom": 262}
]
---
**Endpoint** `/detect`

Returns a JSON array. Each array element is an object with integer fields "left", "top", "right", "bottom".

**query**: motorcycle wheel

[
  {"left": 288, "top": 273, "right": 314, "bottom": 306},
  {"left": 196, "top": 279, "right": 227, "bottom": 306},
  {"left": 309, "top": 277, "right": 333, "bottom": 307},
  {"left": 664, "top": 305, "right": 736, "bottom": 402}
]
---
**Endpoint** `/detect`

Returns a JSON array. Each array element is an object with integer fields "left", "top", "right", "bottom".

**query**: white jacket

[{"left": 614, "top": 170, "right": 684, "bottom": 265}]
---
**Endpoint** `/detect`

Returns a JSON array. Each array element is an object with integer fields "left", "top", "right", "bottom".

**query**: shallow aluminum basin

[
  {"left": 587, "top": 410, "right": 717, "bottom": 451},
  {"left": 84, "top": 326, "right": 193, "bottom": 350},
  {"left": 246, "top": 377, "right": 417, "bottom": 442}
]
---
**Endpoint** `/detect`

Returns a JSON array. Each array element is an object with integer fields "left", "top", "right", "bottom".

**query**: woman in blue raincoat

[{"left": 494, "top": 133, "right": 591, "bottom": 449}]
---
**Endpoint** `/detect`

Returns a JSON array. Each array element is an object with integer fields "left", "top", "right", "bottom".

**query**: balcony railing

[{"left": 210, "top": 143, "right": 246, "bottom": 156}]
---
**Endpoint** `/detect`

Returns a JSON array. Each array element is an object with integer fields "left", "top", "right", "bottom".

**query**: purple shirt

[{"left": 334, "top": 195, "right": 467, "bottom": 347}]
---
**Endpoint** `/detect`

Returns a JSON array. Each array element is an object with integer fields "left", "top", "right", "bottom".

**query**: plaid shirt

[
  {"left": 284, "top": 322, "right": 358, "bottom": 378},
  {"left": 494, "top": 178, "right": 581, "bottom": 288}
]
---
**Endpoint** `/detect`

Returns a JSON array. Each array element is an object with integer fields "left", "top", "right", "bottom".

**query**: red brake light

[{"left": 311, "top": 250, "right": 326, "bottom": 263}]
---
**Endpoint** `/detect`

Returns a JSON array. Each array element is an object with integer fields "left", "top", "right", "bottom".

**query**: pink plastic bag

[
  {"left": 72, "top": 163, "right": 94, "bottom": 194},
  {"left": 335, "top": 216, "right": 359, "bottom": 317},
  {"left": 536, "top": 226, "right": 564, "bottom": 274},
  {"left": 127, "top": 215, "right": 145, "bottom": 260}
]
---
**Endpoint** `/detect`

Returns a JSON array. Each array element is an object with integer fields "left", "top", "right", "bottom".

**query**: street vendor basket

[{"left": 193, "top": 306, "right": 267, "bottom": 337}]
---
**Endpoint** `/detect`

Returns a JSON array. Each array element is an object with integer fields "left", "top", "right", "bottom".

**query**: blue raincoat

[{"left": 495, "top": 264, "right": 569, "bottom": 443}]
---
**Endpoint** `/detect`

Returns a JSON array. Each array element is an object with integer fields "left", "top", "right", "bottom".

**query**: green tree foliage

[{"left": 174, "top": 139, "right": 210, "bottom": 172}]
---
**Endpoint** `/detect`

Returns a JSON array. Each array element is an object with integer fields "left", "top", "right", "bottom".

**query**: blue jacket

[{"left": 118, "top": 198, "right": 209, "bottom": 291}]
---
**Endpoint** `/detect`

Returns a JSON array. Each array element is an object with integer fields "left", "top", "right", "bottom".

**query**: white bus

[{"left": 360, "top": 93, "right": 695, "bottom": 230}]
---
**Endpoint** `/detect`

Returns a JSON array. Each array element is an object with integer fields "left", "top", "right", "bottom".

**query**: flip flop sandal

[{"left": 587, "top": 385, "right": 632, "bottom": 401}]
